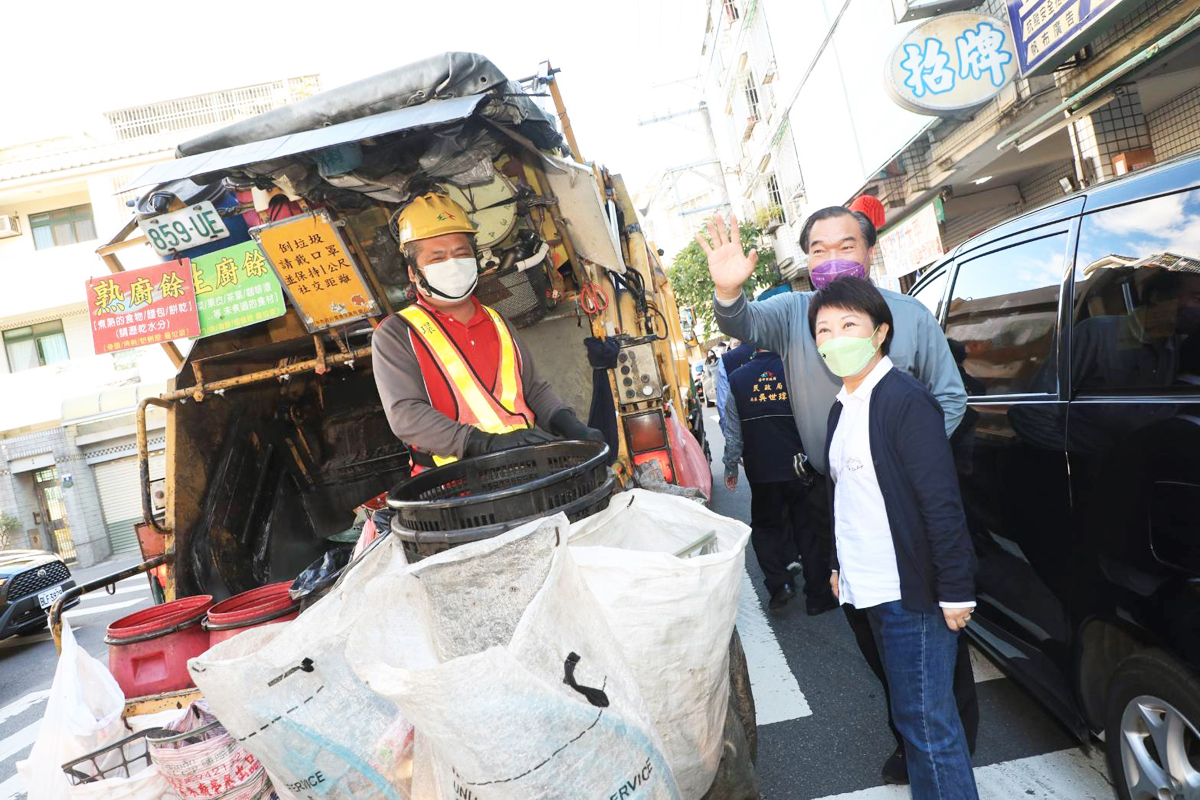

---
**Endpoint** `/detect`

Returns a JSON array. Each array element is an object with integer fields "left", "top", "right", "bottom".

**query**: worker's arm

[{"left": 371, "top": 316, "right": 474, "bottom": 459}]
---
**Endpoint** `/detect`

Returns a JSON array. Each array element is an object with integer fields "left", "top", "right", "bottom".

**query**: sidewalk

[{"left": 70, "top": 553, "right": 149, "bottom": 587}]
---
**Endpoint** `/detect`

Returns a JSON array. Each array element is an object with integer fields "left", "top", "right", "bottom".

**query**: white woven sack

[
  {"left": 188, "top": 534, "right": 414, "bottom": 799},
  {"left": 568, "top": 490, "right": 751, "bottom": 799},
  {"left": 347, "top": 515, "right": 681, "bottom": 800}
]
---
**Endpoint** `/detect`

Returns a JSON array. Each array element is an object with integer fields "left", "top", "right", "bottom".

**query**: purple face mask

[{"left": 810, "top": 259, "right": 867, "bottom": 289}]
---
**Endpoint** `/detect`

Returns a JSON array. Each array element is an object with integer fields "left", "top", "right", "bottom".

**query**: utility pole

[{"left": 638, "top": 102, "right": 732, "bottom": 213}]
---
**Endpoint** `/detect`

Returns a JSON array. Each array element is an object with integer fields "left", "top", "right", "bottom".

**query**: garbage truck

[{"left": 39, "top": 53, "right": 755, "bottom": 799}]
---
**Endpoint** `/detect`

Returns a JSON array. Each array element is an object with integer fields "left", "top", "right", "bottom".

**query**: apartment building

[
  {"left": 661, "top": 0, "right": 1200, "bottom": 291},
  {"left": 0, "top": 76, "right": 319, "bottom": 566}
]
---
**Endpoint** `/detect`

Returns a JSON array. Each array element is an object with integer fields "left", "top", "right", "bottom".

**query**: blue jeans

[{"left": 867, "top": 601, "right": 978, "bottom": 800}]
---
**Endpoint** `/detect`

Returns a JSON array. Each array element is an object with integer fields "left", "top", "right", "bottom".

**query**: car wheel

[{"left": 1105, "top": 648, "right": 1200, "bottom": 800}]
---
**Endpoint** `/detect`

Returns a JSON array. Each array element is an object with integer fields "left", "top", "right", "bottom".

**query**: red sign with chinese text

[{"left": 86, "top": 259, "right": 201, "bottom": 355}]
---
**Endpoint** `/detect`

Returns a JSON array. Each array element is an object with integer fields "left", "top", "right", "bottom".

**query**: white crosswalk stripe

[
  {"left": 63, "top": 596, "right": 148, "bottom": 620},
  {"left": 0, "top": 721, "right": 39, "bottom": 764},
  {"left": 0, "top": 693, "right": 49, "bottom": 728},
  {"left": 738, "top": 571, "right": 812, "bottom": 724},
  {"left": 0, "top": 772, "right": 25, "bottom": 800},
  {"left": 811, "top": 747, "right": 1114, "bottom": 799}
]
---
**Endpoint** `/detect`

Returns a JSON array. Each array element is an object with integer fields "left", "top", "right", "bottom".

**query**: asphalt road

[
  {"left": 0, "top": 414, "right": 1119, "bottom": 799},
  {"left": 0, "top": 554, "right": 149, "bottom": 799}
]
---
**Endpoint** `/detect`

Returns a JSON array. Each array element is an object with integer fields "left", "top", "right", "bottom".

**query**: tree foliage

[{"left": 668, "top": 220, "right": 779, "bottom": 335}]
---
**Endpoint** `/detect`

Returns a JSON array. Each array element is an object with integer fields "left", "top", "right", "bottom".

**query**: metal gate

[{"left": 34, "top": 467, "right": 77, "bottom": 563}]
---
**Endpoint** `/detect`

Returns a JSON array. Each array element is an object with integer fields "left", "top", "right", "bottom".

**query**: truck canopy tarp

[
  {"left": 176, "top": 52, "right": 561, "bottom": 158},
  {"left": 120, "top": 94, "right": 489, "bottom": 193}
]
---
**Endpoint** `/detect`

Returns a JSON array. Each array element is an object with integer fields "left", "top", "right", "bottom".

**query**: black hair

[
  {"left": 807, "top": 277, "right": 894, "bottom": 356},
  {"left": 800, "top": 206, "right": 878, "bottom": 253}
]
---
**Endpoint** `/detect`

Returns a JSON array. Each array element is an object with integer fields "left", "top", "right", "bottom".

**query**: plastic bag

[
  {"left": 568, "top": 490, "right": 751, "bottom": 799},
  {"left": 288, "top": 547, "right": 353, "bottom": 603},
  {"left": 346, "top": 516, "right": 681, "bottom": 799},
  {"left": 66, "top": 767, "right": 174, "bottom": 800},
  {"left": 188, "top": 534, "right": 414, "bottom": 799},
  {"left": 666, "top": 411, "right": 713, "bottom": 499},
  {"left": 148, "top": 700, "right": 272, "bottom": 799},
  {"left": 16, "top": 619, "right": 130, "bottom": 800}
]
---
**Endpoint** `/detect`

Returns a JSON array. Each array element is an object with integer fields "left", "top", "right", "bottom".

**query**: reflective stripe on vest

[{"left": 399, "top": 304, "right": 531, "bottom": 466}]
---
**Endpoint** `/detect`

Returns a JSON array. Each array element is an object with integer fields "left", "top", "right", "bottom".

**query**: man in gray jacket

[{"left": 696, "top": 206, "right": 975, "bottom": 785}]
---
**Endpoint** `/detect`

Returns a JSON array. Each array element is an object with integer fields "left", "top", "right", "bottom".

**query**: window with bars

[
  {"left": 29, "top": 204, "right": 96, "bottom": 250},
  {"left": 4, "top": 320, "right": 69, "bottom": 372},
  {"left": 743, "top": 69, "right": 761, "bottom": 119}
]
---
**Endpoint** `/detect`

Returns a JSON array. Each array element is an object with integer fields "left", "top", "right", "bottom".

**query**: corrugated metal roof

[{"left": 0, "top": 138, "right": 175, "bottom": 184}]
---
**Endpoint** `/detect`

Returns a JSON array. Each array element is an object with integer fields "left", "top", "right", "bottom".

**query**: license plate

[
  {"left": 137, "top": 201, "right": 230, "bottom": 256},
  {"left": 37, "top": 585, "right": 63, "bottom": 610}
]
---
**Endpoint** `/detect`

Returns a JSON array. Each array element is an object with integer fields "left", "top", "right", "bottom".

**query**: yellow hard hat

[{"left": 396, "top": 192, "right": 476, "bottom": 247}]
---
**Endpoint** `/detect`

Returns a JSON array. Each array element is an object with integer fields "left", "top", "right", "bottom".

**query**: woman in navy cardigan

[{"left": 810, "top": 277, "right": 979, "bottom": 800}]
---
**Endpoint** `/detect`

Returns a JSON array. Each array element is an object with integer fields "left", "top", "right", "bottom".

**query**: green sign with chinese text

[{"left": 190, "top": 240, "right": 287, "bottom": 338}]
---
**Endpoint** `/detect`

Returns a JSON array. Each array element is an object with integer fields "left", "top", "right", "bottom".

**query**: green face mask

[{"left": 818, "top": 327, "right": 880, "bottom": 378}]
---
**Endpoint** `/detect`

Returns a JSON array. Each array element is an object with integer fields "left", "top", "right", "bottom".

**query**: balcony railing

[{"left": 104, "top": 76, "right": 321, "bottom": 141}]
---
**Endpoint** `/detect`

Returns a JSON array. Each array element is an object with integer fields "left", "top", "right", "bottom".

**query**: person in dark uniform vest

[{"left": 723, "top": 350, "right": 838, "bottom": 613}]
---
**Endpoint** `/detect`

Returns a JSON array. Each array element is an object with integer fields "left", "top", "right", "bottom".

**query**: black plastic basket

[
  {"left": 387, "top": 440, "right": 614, "bottom": 558},
  {"left": 62, "top": 727, "right": 169, "bottom": 785}
]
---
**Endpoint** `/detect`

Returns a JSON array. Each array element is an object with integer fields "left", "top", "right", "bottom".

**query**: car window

[
  {"left": 945, "top": 232, "right": 1068, "bottom": 396},
  {"left": 911, "top": 267, "right": 949, "bottom": 321},
  {"left": 1072, "top": 188, "right": 1200, "bottom": 395}
]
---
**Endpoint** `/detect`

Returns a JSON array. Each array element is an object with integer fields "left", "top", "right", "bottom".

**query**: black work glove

[
  {"left": 463, "top": 426, "right": 557, "bottom": 457},
  {"left": 548, "top": 408, "right": 606, "bottom": 444}
]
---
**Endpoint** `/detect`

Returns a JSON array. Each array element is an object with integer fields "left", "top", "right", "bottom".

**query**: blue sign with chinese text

[
  {"left": 1006, "top": 0, "right": 1132, "bottom": 76},
  {"left": 886, "top": 13, "right": 1018, "bottom": 115}
]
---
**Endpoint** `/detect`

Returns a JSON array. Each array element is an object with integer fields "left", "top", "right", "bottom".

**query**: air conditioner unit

[{"left": 0, "top": 214, "right": 20, "bottom": 239}]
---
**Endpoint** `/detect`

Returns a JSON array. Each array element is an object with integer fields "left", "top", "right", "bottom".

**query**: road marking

[
  {"left": 0, "top": 772, "right": 25, "bottom": 800},
  {"left": 709, "top": 414, "right": 720, "bottom": 422},
  {"left": 811, "top": 747, "right": 1114, "bottom": 799},
  {"left": 970, "top": 644, "right": 1005, "bottom": 683},
  {"left": 0, "top": 720, "right": 39, "bottom": 763},
  {"left": 64, "top": 596, "right": 147, "bottom": 620},
  {"left": 0, "top": 692, "right": 49, "bottom": 727},
  {"left": 79, "top": 584, "right": 148, "bottom": 600},
  {"left": 0, "top": 633, "right": 53, "bottom": 653},
  {"left": 737, "top": 572, "right": 812, "bottom": 725}
]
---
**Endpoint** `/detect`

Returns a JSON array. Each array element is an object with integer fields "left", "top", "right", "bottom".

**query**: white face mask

[{"left": 419, "top": 257, "right": 478, "bottom": 300}]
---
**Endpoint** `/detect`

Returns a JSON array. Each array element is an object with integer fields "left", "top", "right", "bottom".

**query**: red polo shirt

[{"left": 408, "top": 296, "right": 501, "bottom": 421}]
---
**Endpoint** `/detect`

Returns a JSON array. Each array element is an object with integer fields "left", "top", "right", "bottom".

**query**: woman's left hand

[{"left": 943, "top": 607, "right": 973, "bottom": 631}]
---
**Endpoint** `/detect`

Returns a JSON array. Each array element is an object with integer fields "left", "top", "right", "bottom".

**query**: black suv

[
  {"left": 909, "top": 152, "right": 1200, "bottom": 800},
  {"left": 0, "top": 550, "right": 78, "bottom": 637}
]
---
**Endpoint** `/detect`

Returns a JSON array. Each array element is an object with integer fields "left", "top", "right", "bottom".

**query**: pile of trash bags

[{"left": 20, "top": 491, "right": 753, "bottom": 799}]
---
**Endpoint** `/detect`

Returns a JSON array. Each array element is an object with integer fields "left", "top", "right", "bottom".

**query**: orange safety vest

[{"left": 399, "top": 303, "right": 533, "bottom": 467}]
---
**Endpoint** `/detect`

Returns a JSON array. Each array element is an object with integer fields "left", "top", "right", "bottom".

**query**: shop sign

[
  {"left": 86, "top": 259, "right": 200, "bottom": 355},
  {"left": 1007, "top": 0, "right": 1137, "bottom": 76},
  {"left": 251, "top": 210, "right": 379, "bottom": 333},
  {"left": 878, "top": 202, "right": 945, "bottom": 278},
  {"left": 885, "top": 13, "right": 1017, "bottom": 115},
  {"left": 190, "top": 240, "right": 287, "bottom": 338}
]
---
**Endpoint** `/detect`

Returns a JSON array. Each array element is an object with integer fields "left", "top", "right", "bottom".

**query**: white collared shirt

[
  {"left": 829, "top": 356, "right": 901, "bottom": 610},
  {"left": 829, "top": 356, "right": 975, "bottom": 611}
]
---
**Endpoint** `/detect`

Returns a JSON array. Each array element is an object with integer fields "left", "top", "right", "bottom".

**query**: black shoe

[
  {"left": 768, "top": 583, "right": 796, "bottom": 611},
  {"left": 805, "top": 593, "right": 839, "bottom": 616},
  {"left": 882, "top": 745, "right": 909, "bottom": 785}
]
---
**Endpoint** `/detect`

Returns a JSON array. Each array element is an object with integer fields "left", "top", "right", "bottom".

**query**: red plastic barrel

[
  {"left": 204, "top": 582, "right": 299, "bottom": 646},
  {"left": 107, "top": 595, "right": 213, "bottom": 699}
]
